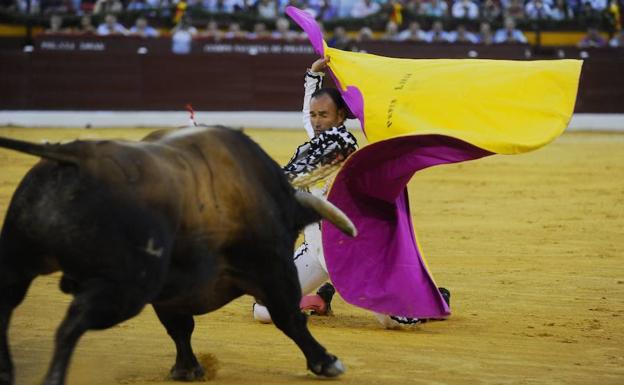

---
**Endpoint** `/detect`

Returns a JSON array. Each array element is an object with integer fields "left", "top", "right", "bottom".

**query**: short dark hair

[{"left": 311, "top": 88, "right": 355, "bottom": 119}]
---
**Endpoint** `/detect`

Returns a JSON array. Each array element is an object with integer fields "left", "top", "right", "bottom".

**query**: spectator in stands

[
  {"left": 404, "top": 0, "right": 425, "bottom": 16},
  {"left": 606, "top": 0, "right": 621, "bottom": 30},
  {"left": 452, "top": 0, "right": 480, "bottom": 19},
  {"left": 271, "top": 17, "right": 300, "bottom": 40},
  {"left": 130, "top": 16, "right": 159, "bottom": 37},
  {"left": 422, "top": 0, "right": 448, "bottom": 18},
  {"left": 397, "top": 21, "right": 427, "bottom": 41},
  {"left": 278, "top": 0, "right": 300, "bottom": 14},
  {"left": 203, "top": 0, "right": 244, "bottom": 13},
  {"left": 477, "top": 21, "right": 495, "bottom": 44},
  {"left": 503, "top": 0, "right": 525, "bottom": 20},
  {"left": 425, "top": 20, "right": 451, "bottom": 42},
  {"left": 72, "top": 15, "right": 96, "bottom": 35},
  {"left": 301, "top": 0, "right": 320, "bottom": 18},
  {"left": 257, "top": 0, "right": 278, "bottom": 19},
  {"left": 480, "top": 0, "right": 502, "bottom": 24},
  {"left": 332, "top": 0, "right": 350, "bottom": 17},
  {"left": 328, "top": 26, "right": 352, "bottom": 49},
  {"left": 17, "top": 0, "right": 41, "bottom": 13},
  {"left": 152, "top": 0, "right": 173, "bottom": 15},
  {"left": 550, "top": 0, "right": 574, "bottom": 20},
  {"left": 316, "top": 0, "right": 340, "bottom": 21},
  {"left": 171, "top": 16, "right": 197, "bottom": 54},
  {"left": 578, "top": 1, "right": 603, "bottom": 27},
  {"left": 448, "top": 24, "right": 479, "bottom": 42},
  {"left": 578, "top": 26, "right": 607, "bottom": 46},
  {"left": 609, "top": 29, "right": 624, "bottom": 47},
  {"left": 224, "top": 22, "right": 246, "bottom": 38},
  {"left": 525, "top": 0, "right": 554, "bottom": 19},
  {"left": 93, "top": 0, "right": 123, "bottom": 14},
  {"left": 355, "top": 26, "right": 374, "bottom": 42},
  {"left": 96, "top": 14, "right": 128, "bottom": 35},
  {"left": 247, "top": 22, "right": 271, "bottom": 39},
  {"left": 585, "top": 0, "right": 608, "bottom": 11},
  {"left": 75, "top": 15, "right": 96, "bottom": 34},
  {"left": 145, "top": 0, "right": 163, "bottom": 9},
  {"left": 41, "top": 0, "right": 69, "bottom": 14},
  {"left": 350, "top": 0, "right": 381, "bottom": 18},
  {"left": 126, "top": 0, "right": 148, "bottom": 11},
  {"left": 382, "top": 20, "right": 401, "bottom": 40},
  {"left": 43, "top": 14, "right": 66, "bottom": 34},
  {"left": 564, "top": 0, "right": 581, "bottom": 16},
  {"left": 200, "top": 20, "right": 223, "bottom": 40},
  {"left": 494, "top": 17, "right": 527, "bottom": 42}
]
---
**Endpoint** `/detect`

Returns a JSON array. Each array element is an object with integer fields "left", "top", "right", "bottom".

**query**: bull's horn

[{"left": 295, "top": 191, "right": 357, "bottom": 237}]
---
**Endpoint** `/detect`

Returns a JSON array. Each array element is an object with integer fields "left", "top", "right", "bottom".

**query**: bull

[{"left": 0, "top": 125, "right": 356, "bottom": 385}]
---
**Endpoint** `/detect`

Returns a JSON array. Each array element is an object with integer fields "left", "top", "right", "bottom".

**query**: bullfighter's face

[{"left": 310, "top": 94, "right": 346, "bottom": 137}]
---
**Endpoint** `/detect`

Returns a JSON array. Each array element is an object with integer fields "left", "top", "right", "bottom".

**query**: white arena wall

[{"left": 0, "top": 111, "right": 623, "bottom": 131}]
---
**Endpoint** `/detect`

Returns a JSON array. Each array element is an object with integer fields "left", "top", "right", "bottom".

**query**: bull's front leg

[
  {"left": 153, "top": 306, "right": 204, "bottom": 381},
  {"left": 260, "top": 260, "right": 345, "bottom": 377}
]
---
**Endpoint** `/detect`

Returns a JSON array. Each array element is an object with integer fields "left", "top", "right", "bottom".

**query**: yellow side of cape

[{"left": 325, "top": 44, "right": 582, "bottom": 154}]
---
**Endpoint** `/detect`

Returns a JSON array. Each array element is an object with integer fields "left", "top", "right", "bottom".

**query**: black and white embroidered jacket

[
  {"left": 283, "top": 70, "right": 358, "bottom": 185},
  {"left": 283, "top": 125, "right": 357, "bottom": 181}
]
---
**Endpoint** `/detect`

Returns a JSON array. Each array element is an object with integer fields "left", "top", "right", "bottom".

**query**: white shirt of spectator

[
  {"left": 609, "top": 32, "right": 624, "bottom": 47},
  {"left": 17, "top": 0, "right": 41, "bottom": 14},
  {"left": 493, "top": 28, "right": 527, "bottom": 43},
  {"left": 424, "top": 29, "right": 452, "bottom": 43},
  {"left": 451, "top": 0, "right": 479, "bottom": 19},
  {"left": 350, "top": 0, "right": 381, "bottom": 18},
  {"left": 202, "top": 0, "right": 244, "bottom": 13},
  {"left": 130, "top": 26, "right": 160, "bottom": 38},
  {"left": 257, "top": 0, "right": 278, "bottom": 19},
  {"left": 448, "top": 29, "right": 479, "bottom": 43},
  {"left": 525, "top": 0, "right": 554, "bottom": 19},
  {"left": 126, "top": 0, "right": 148, "bottom": 11},
  {"left": 172, "top": 26, "right": 198, "bottom": 54},
  {"left": 96, "top": 23, "right": 129, "bottom": 36},
  {"left": 423, "top": 0, "right": 448, "bottom": 17},
  {"left": 586, "top": 0, "right": 607, "bottom": 10},
  {"left": 397, "top": 26, "right": 427, "bottom": 41}
]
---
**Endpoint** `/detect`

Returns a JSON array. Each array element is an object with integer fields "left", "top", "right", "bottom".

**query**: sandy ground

[{"left": 0, "top": 127, "right": 622, "bottom": 385}]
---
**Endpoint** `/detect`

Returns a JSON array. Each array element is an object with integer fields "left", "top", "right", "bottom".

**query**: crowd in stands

[
  {"left": 3, "top": 0, "right": 622, "bottom": 48},
  {"left": 3, "top": 0, "right": 620, "bottom": 22}
]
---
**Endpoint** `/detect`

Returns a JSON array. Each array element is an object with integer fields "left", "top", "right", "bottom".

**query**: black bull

[{"left": 0, "top": 126, "right": 356, "bottom": 385}]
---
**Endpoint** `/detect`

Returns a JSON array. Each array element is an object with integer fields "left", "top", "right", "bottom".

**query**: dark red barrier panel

[{"left": 0, "top": 36, "right": 623, "bottom": 112}]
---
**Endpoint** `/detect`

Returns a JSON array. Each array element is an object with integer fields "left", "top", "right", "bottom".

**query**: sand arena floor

[{"left": 0, "top": 127, "right": 622, "bottom": 385}]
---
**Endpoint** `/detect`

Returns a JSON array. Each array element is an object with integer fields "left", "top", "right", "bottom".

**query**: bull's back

[{"left": 150, "top": 126, "right": 296, "bottom": 244}]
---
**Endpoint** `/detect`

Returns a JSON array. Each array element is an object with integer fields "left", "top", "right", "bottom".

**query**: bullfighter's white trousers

[
  {"left": 253, "top": 223, "right": 328, "bottom": 323},
  {"left": 252, "top": 223, "right": 410, "bottom": 329}
]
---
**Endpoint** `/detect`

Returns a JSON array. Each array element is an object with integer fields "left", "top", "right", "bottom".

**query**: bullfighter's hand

[{"left": 310, "top": 57, "right": 330, "bottom": 73}]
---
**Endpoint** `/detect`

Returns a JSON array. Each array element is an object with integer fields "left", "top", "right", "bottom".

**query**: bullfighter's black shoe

[
  {"left": 438, "top": 287, "right": 451, "bottom": 307},
  {"left": 313, "top": 282, "right": 336, "bottom": 316}
]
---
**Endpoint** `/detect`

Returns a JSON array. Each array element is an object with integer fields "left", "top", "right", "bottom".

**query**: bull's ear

[{"left": 289, "top": 163, "right": 341, "bottom": 189}]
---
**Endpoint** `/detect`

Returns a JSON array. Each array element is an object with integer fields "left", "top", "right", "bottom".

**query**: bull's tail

[
  {"left": 295, "top": 191, "right": 357, "bottom": 237},
  {"left": 0, "top": 136, "right": 80, "bottom": 164}
]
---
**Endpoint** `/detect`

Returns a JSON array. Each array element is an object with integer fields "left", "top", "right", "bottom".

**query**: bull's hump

[{"left": 156, "top": 126, "right": 222, "bottom": 144}]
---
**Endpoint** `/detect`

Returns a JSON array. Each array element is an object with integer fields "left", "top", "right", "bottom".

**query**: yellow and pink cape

[{"left": 287, "top": 6, "right": 582, "bottom": 318}]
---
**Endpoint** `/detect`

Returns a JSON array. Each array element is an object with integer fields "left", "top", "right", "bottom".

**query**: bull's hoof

[
  {"left": 169, "top": 364, "right": 205, "bottom": 381},
  {"left": 309, "top": 355, "right": 345, "bottom": 378}
]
